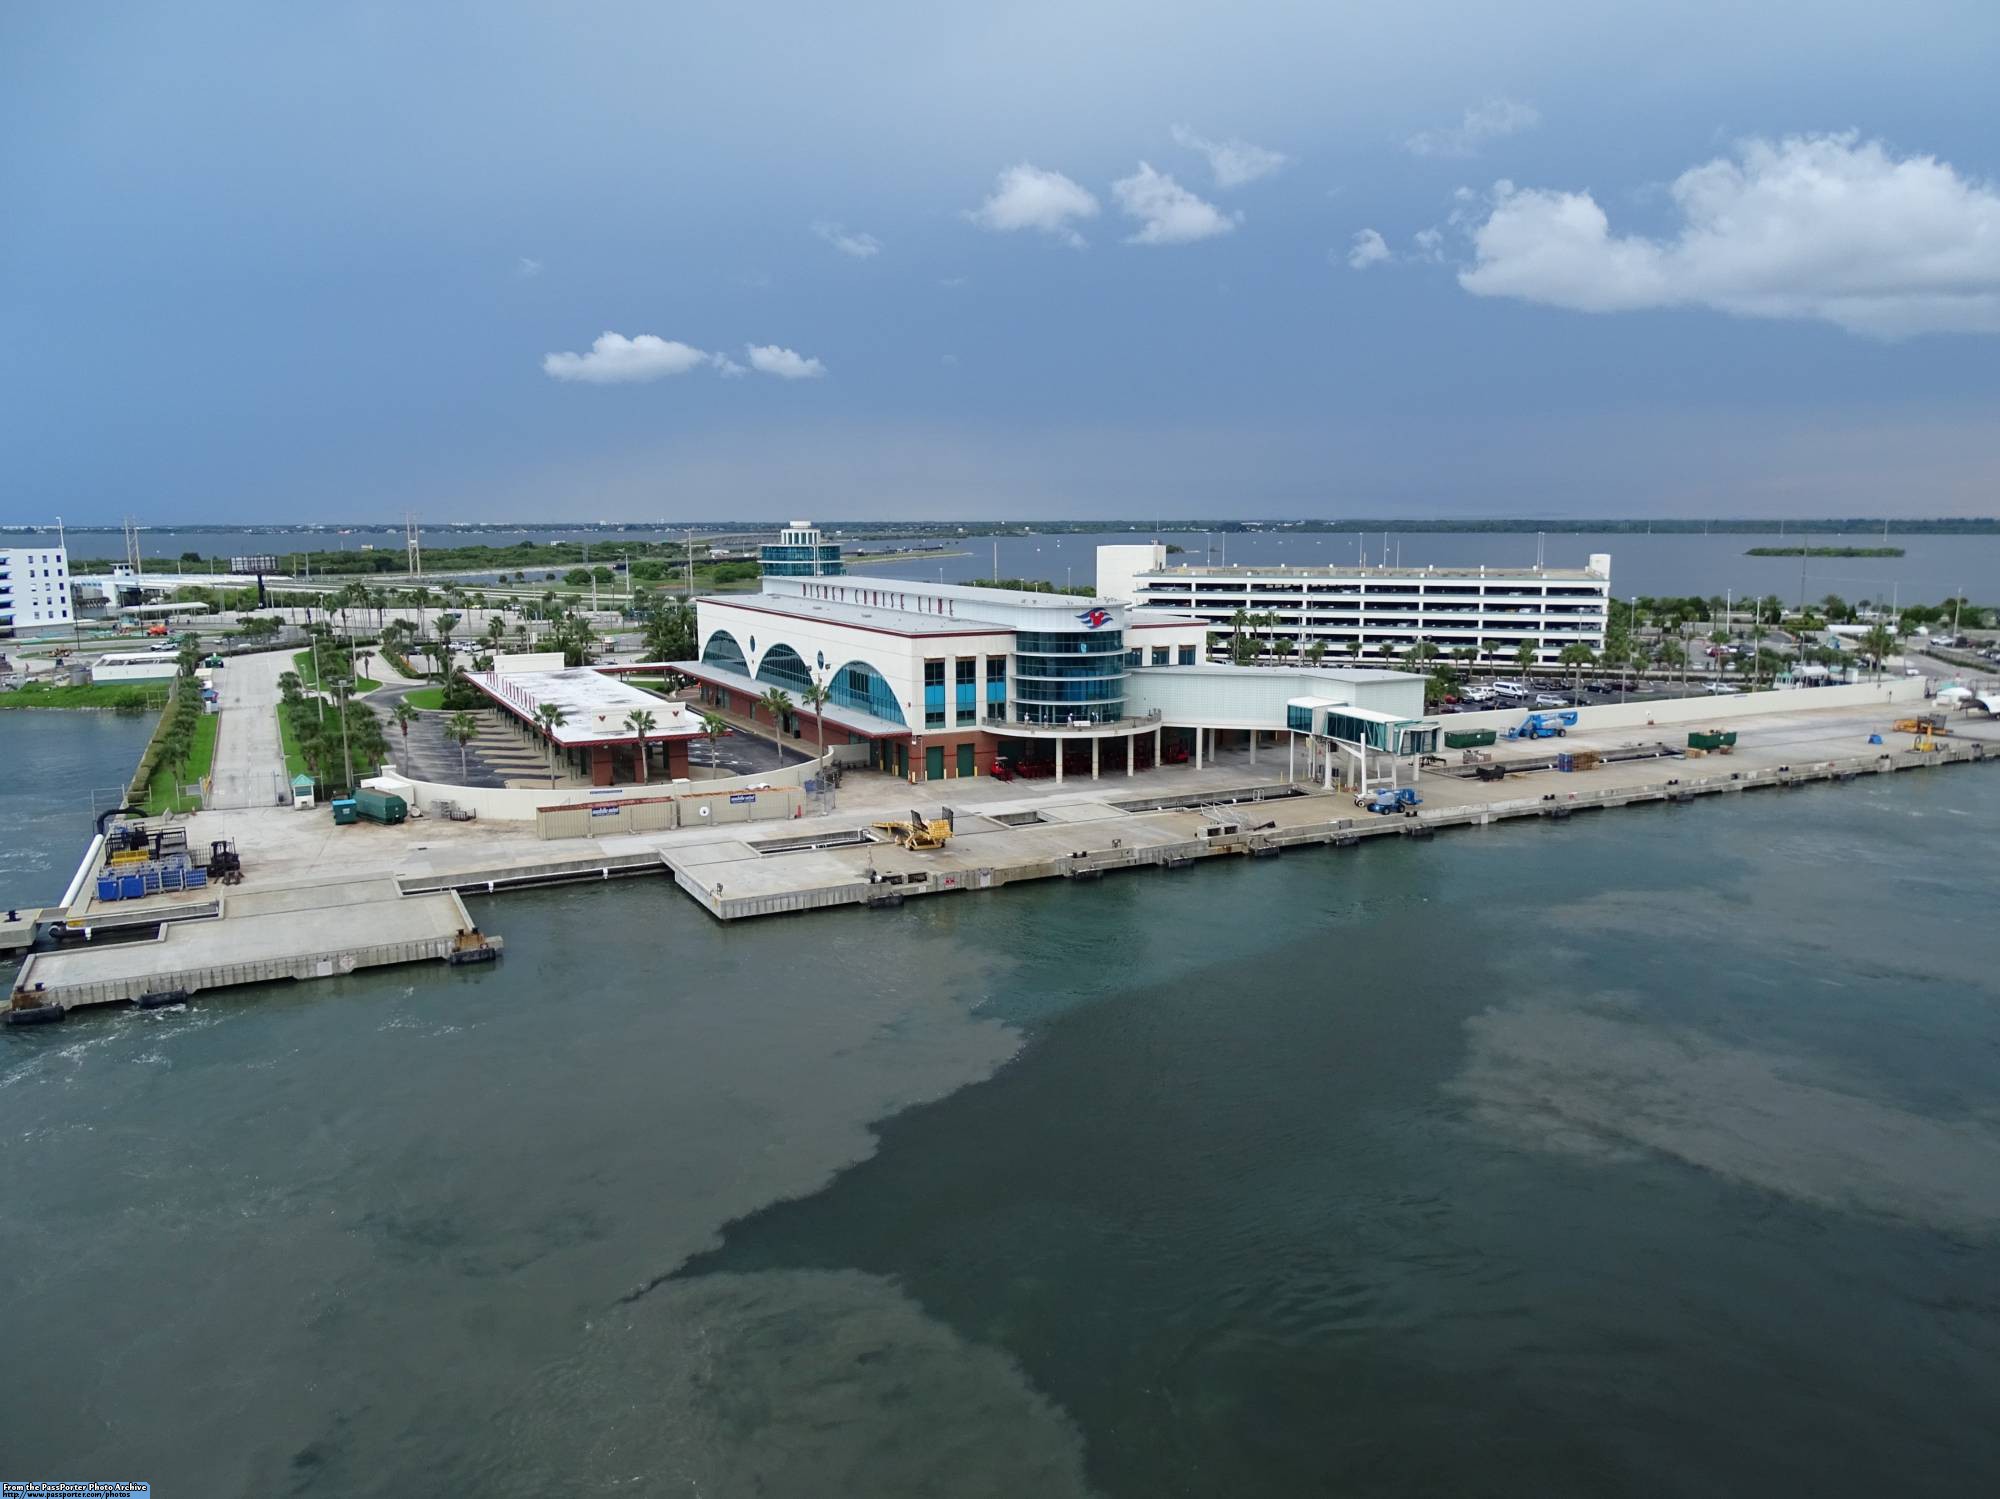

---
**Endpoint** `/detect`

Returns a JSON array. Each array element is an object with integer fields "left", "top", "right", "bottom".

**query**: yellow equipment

[
  {"left": 1893, "top": 717, "right": 1951, "bottom": 736},
  {"left": 873, "top": 809, "right": 953, "bottom": 850}
]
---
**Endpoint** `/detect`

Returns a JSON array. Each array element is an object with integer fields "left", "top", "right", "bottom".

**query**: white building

[
  {"left": 89, "top": 651, "right": 180, "bottom": 684},
  {"left": 1, "top": 544, "right": 74, "bottom": 637},
  {"left": 1097, "top": 544, "right": 1612, "bottom": 669},
  {"left": 679, "top": 573, "right": 1431, "bottom": 784}
]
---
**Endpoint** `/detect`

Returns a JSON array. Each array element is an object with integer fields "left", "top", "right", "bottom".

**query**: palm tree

[
  {"left": 533, "top": 703, "right": 569, "bottom": 780},
  {"left": 444, "top": 711, "right": 479, "bottom": 781},
  {"left": 1514, "top": 639, "right": 1537, "bottom": 675},
  {"left": 758, "top": 686, "right": 795, "bottom": 762},
  {"left": 1558, "top": 643, "right": 1596, "bottom": 695},
  {"left": 799, "top": 680, "right": 833, "bottom": 766},
  {"left": 699, "top": 710, "right": 729, "bottom": 778},
  {"left": 1229, "top": 607, "right": 1250, "bottom": 663},
  {"left": 433, "top": 612, "right": 461, "bottom": 677},
  {"left": 391, "top": 699, "right": 419, "bottom": 752},
  {"left": 1304, "top": 640, "right": 1327, "bottom": 670},
  {"left": 1861, "top": 623, "right": 1895, "bottom": 681},
  {"left": 624, "top": 709, "right": 657, "bottom": 783}
]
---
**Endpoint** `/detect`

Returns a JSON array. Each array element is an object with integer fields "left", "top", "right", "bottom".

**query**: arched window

[
  {"left": 827, "top": 659, "right": 906, "bottom": 725},
  {"left": 754, "top": 643, "right": 813, "bottom": 694},
  {"left": 700, "top": 630, "right": 747, "bottom": 674}
]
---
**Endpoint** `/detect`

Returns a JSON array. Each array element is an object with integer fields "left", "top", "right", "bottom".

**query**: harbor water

[
  {"left": 0, "top": 708, "right": 157, "bottom": 915},
  {"left": 1, "top": 714, "right": 1998, "bottom": 1494}
]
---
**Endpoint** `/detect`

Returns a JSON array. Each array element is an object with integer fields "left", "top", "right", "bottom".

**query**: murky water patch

[{"left": 1449, "top": 998, "right": 2000, "bottom": 1239}]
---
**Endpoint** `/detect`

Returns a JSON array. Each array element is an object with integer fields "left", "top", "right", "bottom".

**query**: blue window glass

[
  {"left": 829, "top": 660, "right": 906, "bottom": 725},
  {"left": 754, "top": 644, "right": 812, "bottom": 694},
  {"left": 701, "top": 630, "right": 747, "bottom": 674}
]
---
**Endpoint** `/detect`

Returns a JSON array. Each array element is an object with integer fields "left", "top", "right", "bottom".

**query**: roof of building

[
  {"left": 1135, "top": 562, "right": 1607, "bottom": 582},
  {"left": 469, "top": 666, "right": 703, "bottom": 746},
  {"left": 702, "top": 592, "right": 1022, "bottom": 638}
]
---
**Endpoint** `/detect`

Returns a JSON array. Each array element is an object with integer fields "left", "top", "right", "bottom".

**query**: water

[
  {"left": 14, "top": 524, "right": 1996, "bottom": 603},
  {"left": 2, "top": 715, "right": 1998, "bottom": 1494},
  {"left": 0, "top": 708, "right": 157, "bottom": 911}
]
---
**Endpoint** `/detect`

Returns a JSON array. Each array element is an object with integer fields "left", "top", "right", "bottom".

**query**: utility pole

[
  {"left": 405, "top": 513, "right": 421, "bottom": 577},
  {"left": 335, "top": 682, "right": 354, "bottom": 792}
]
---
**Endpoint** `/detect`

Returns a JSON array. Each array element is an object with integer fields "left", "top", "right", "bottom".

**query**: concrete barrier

[
  {"left": 368, "top": 752, "right": 829, "bottom": 822},
  {"left": 1445, "top": 676, "right": 1923, "bottom": 736}
]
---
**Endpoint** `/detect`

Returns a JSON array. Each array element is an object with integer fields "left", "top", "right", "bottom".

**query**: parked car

[
  {"left": 1532, "top": 693, "right": 1568, "bottom": 708},
  {"left": 1704, "top": 681, "right": 1742, "bottom": 694},
  {"left": 1490, "top": 680, "right": 1528, "bottom": 700}
]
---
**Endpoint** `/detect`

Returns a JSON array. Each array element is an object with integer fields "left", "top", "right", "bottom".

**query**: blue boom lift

[{"left": 1502, "top": 710, "right": 1579, "bottom": 741}]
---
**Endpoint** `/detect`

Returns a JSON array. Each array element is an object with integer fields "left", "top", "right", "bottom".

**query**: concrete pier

[
  {"left": 659, "top": 731, "right": 1995, "bottom": 922},
  {"left": 11, "top": 878, "right": 498, "bottom": 1013},
  {"left": 10, "top": 695, "right": 1993, "bottom": 1017}
]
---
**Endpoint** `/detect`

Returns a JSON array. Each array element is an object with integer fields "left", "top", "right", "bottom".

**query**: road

[{"left": 205, "top": 649, "right": 291, "bottom": 809}]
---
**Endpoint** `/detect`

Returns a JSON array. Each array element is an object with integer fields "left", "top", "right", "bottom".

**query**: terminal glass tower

[{"left": 759, "top": 521, "right": 845, "bottom": 578}]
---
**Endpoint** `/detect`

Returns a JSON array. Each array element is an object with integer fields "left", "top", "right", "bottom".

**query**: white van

[
  {"left": 1461, "top": 684, "right": 1497, "bottom": 704},
  {"left": 1490, "top": 680, "right": 1528, "bottom": 701}
]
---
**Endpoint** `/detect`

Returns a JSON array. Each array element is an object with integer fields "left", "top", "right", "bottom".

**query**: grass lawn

[
  {"left": 142, "top": 710, "right": 219, "bottom": 814},
  {"left": 0, "top": 680, "right": 165, "bottom": 710},
  {"left": 400, "top": 686, "right": 447, "bottom": 710},
  {"left": 292, "top": 649, "right": 380, "bottom": 694}
]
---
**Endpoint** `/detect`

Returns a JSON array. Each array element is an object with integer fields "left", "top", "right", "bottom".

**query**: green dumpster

[
  {"left": 330, "top": 798, "right": 359, "bottom": 825},
  {"left": 1445, "top": 729, "right": 1498, "bottom": 749},
  {"left": 1687, "top": 730, "right": 1739, "bottom": 751}
]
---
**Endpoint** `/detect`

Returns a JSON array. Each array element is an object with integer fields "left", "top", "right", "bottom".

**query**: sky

[{"left": 6, "top": 0, "right": 2000, "bottom": 524}]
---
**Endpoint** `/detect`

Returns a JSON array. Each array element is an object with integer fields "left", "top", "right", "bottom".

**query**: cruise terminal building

[{"left": 678, "top": 570, "right": 1435, "bottom": 786}]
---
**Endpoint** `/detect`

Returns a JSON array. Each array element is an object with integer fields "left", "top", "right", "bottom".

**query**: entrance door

[
  {"left": 895, "top": 741, "right": 908, "bottom": 779},
  {"left": 926, "top": 746, "right": 945, "bottom": 781},
  {"left": 956, "top": 743, "right": 975, "bottom": 778}
]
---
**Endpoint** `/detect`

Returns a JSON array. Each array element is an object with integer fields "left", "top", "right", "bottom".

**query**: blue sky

[{"left": 6, "top": 0, "right": 2000, "bottom": 523}]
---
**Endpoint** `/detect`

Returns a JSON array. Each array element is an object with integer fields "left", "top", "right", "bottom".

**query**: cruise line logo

[{"left": 1075, "top": 607, "right": 1111, "bottom": 629}]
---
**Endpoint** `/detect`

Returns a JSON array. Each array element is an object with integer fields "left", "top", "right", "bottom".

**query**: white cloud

[
  {"left": 1406, "top": 98, "right": 1540, "bottom": 159},
  {"left": 515, "top": 256, "right": 543, "bottom": 279},
  {"left": 1169, "top": 124, "right": 1288, "bottom": 189},
  {"left": 1345, "top": 229, "right": 1392, "bottom": 270},
  {"left": 1458, "top": 133, "right": 2000, "bottom": 337},
  {"left": 713, "top": 354, "right": 748, "bottom": 378},
  {"left": 965, "top": 163, "right": 1100, "bottom": 247},
  {"left": 543, "top": 332, "right": 713, "bottom": 383},
  {"left": 1412, "top": 227, "right": 1445, "bottom": 263},
  {"left": 811, "top": 220, "right": 882, "bottom": 259},
  {"left": 746, "top": 343, "right": 826, "bottom": 379},
  {"left": 1112, "top": 162, "right": 1240, "bottom": 245}
]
